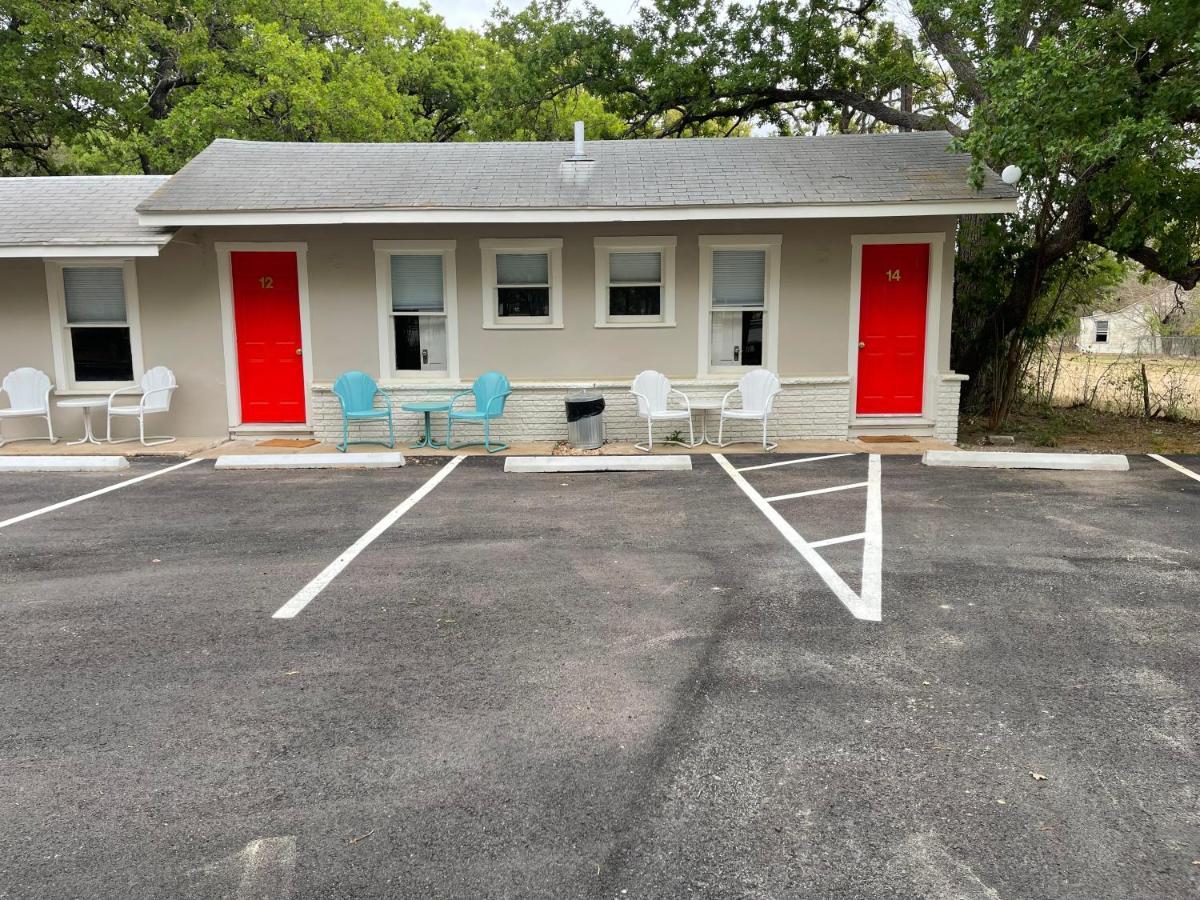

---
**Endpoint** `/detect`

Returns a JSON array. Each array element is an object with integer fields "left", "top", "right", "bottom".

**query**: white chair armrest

[
  {"left": 629, "top": 389, "right": 650, "bottom": 416},
  {"left": 139, "top": 385, "right": 176, "bottom": 410},
  {"left": 106, "top": 384, "right": 142, "bottom": 408},
  {"left": 719, "top": 386, "right": 739, "bottom": 414},
  {"left": 669, "top": 387, "right": 692, "bottom": 414}
]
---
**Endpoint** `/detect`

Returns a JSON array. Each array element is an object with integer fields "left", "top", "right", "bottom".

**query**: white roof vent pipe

[{"left": 567, "top": 120, "right": 592, "bottom": 162}]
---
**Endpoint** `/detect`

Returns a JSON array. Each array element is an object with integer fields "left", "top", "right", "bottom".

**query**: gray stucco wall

[{"left": 0, "top": 215, "right": 962, "bottom": 440}]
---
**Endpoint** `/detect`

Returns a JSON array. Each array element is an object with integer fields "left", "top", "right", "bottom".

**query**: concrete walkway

[{"left": 0, "top": 435, "right": 959, "bottom": 459}]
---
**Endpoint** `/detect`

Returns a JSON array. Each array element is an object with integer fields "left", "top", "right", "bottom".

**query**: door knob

[
  {"left": 295, "top": 347, "right": 303, "bottom": 356},
  {"left": 858, "top": 341, "right": 866, "bottom": 349}
]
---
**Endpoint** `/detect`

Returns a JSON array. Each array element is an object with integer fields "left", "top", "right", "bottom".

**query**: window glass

[
  {"left": 390, "top": 255, "right": 444, "bottom": 312},
  {"left": 711, "top": 250, "right": 765, "bottom": 307},
  {"left": 70, "top": 326, "right": 134, "bottom": 382},
  {"left": 496, "top": 252, "right": 550, "bottom": 318},
  {"left": 389, "top": 253, "right": 447, "bottom": 372},
  {"left": 608, "top": 251, "right": 662, "bottom": 318},
  {"left": 62, "top": 266, "right": 133, "bottom": 382},
  {"left": 64, "top": 267, "right": 127, "bottom": 322},
  {"left": 709, "top": 249, "right": 766, "bottom": 367}
]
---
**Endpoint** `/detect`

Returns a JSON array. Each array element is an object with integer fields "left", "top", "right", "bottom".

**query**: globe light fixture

[{"left": 1001, "top": 164, "right": 1022, "bottom": 185}]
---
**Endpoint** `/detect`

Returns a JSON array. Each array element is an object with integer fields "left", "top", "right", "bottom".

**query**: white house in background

[{"left": 1078, "top": 300, "right": 1160, "bottom": 354}]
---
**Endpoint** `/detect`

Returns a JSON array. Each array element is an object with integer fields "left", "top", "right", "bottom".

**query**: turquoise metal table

[{"left": 401, "top": 401, "right": 451, "bottom": 448}]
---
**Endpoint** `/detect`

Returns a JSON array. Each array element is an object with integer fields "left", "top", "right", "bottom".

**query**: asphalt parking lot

[{"left": 1, "top": 452, "right": 1198, "bottom": 899}]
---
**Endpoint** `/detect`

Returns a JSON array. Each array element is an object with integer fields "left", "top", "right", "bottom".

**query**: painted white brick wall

[
  {"left": 311, "top": 377, "right": 852, "bottom": 445},
  {"left": 935, "top": 374, "right": 967, "bottom": 443}
]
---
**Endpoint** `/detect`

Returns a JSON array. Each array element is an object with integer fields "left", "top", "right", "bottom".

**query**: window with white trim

[
  {"left": 480, "top": 239, "right": 563, "bottom": 328},
  {"left": 594, "top": 237, "right": 676, "bottom": 327},
  {"left": 710, "top": 249, "right": 766, "bottom": 366},
  {"left": 698, "top": 236, "right": 780, "bottom": 375},
  {"left": 1095, "top": 319, "right": 1109, "bottom": 343},
  {"left": 374, "top": 241, "right": 457, "bottom": 379},
  {"left": 47, "top": 261, "right": 143, "bottom": 388}
]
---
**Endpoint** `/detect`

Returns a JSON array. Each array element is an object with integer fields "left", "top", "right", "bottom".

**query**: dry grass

[
  {"left": 960, "top": 405, "right": 1200, "bottom": 454},
  {"left": 1031, "top": 352, "right": 1200, "bottom": 420}
]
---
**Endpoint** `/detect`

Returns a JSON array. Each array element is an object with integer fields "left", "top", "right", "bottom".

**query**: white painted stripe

[
  {"left": 0, "top": 458, "right": 202, "bottom": 531},
  {"left": 808, "top": 532, "right": 866, "bottom": 548},
  {"left": 764, "top": 481, "right": 868, "bottom": 502},
  {"left": 272, "top": 455, "right": 465, "bottom": 619},
  {"left": 736, "top": 453, "right": 853, "bottom": 472},
  {"left": 1148, "top": 453, "right": 1200, "bottom": 484},
  {"left": 215, "top": 452, "right": 405, "bottom": 470},
  {"left": 714, "top": 453, "right": 877, "bottom": 622},
  {"left": 860, "top": 454, "right": 883, "bottom": 621}
]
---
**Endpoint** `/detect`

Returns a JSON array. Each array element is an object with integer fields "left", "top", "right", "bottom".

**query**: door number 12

[
  {"left": 886, "top": 269, "right": 901, "bottom": 282},
  {"left": 258, "top": 276, "right": 274, "bottom": 289}
]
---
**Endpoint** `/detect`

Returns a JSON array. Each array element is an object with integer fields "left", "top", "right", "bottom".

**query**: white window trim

[
  {"left": 593, "top": 236, "right": 677, "bottom": 328},
  {"left": 215, "top": 241, "right": 315, "bottom": 428},
  {"left": 847, "top": 232, "right": 946, "bottom": 420},
  {"left": 697, "top": 235, "right": 781, "bottom": 377},
  {"left": 480, "top": 238, "right": 563, "bottom": 329},
  {"left": 44, "top": 258, "right": 145, "bottom": 393},
  {"left": 373, "top": 240, "right": 459, "bottom": 382}
]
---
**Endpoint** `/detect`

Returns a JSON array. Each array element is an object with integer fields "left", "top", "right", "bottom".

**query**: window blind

[
  {"left": 496, "top": 253, "right": 548, "bottom": 285},
  {"left": 63, "top": 267, "right": 127, "bottom": 323},
  {"left": 609, "top": 251, "right": 661, "bottom": 284},
  {"left": 390, "top": 254, "right": 445, "bottom": 312},
  {"left": 711, "top": 250, "right": 765, "bottom": 307}
]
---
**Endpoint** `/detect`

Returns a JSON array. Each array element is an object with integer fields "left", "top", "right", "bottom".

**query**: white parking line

[
  {"left": 860, "top": 453, "right": 882, "bottom": 620},
  {"left": 272, "top": 455, "right": 465, "bottom": 620},
  {"left": 714, "top": 453, "right": 882, "bottom": 622},
  {"left": 809, "top": 532, "right": 866, "bottom": 548},
  {"left": 736, "top": 453, "right": 852, "bottom": 472},
  {"left": 1148, "top": 453, "right": 1200, "bottom": 484},
  {"left": 0, "top": 458, "right": 203, "bottom": 531},
  {"left": 764, "top": 481, "right": 868, "bottom": 503}
]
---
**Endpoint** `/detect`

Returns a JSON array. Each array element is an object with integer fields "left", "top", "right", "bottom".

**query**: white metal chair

[
  {"left": 630, "top": 370, "right": 693, "bottom": 452},
  {"left": 0, "top": 367, "right": 56, "bottom": 447},
  {"left": 717, "top": 369, "right": 782, "bottom": 451},
  {"left": 107, "top": 366, "right": 178, "bottom": 446}
]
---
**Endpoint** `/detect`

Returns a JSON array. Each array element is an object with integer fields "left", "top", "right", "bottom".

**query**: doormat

[
  {"left": 256, "top": 438, "right": 320, "bottom": 448},
  {"left": 857, "top": 435, "right": 919, "bottom": 443}
]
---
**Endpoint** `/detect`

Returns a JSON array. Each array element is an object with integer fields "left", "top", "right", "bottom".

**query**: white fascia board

[
  {"left": 0, "top": 243, "right": 168, "bottom": 258},
  {"left": 136, "top": 198, "right": 1018, "bottom": 227}
]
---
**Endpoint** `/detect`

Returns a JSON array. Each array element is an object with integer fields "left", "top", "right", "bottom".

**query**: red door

[
  {"left": 231, "top": 251, "right": 306, "bottom": 423},
  {"left": 856, "top": 243, "right": 929, "bottom": 415}
]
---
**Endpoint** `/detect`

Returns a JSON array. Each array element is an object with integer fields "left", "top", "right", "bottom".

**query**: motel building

[{"left": 0, "top": 130, "right": 1016, "bottom": 448}]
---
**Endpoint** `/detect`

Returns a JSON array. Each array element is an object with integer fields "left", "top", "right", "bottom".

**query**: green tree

[
  {"left": 493, "top": 0, "right": 1200, "bottom": 421},
  {"left": 1, "top": 0, "right": 513, "bottom": 174}
]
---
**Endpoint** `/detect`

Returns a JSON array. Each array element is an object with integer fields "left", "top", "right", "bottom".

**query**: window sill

[
  {"left": 594, "top": 321, "right": 676, "bottom": 329},
  {"left": 482, "top": 322, "right": 564, "bottom": 330}
]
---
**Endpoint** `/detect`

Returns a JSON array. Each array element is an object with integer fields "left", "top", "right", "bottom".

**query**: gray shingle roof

[
  {"left": 0, "top": 176, "right": 174, "bottom": 249},
  {"left": 139, "top": 132, "right": 1014, "bottom": 214}
]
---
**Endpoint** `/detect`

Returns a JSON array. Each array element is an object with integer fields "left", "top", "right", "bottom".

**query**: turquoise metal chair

[
  {"left": 332, "top": 371, "right": 394, "bottom": 451},
  {"left": 446, "top": 371, "right": 512, "bottom": 452}
]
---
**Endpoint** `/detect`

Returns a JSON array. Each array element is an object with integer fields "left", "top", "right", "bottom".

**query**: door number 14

[{"left": 886, "top": 269, "right": 901, "bottom": 282}]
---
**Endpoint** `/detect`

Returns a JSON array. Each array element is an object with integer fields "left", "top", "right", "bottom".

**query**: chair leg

[
  {"left": 46, "top": 410, "right": 56, "bottom": 444},
  {"left": 387, "top": 412, "right": 395, "bottom": 449},
  {"left": 762, "top": 416, "right": 777, "bottom": 452},
  {"left": 717, "top": 415, "right": 725, "bottom": 447},
  {"left": 687, "top": 416, "right": 695, "bottom": 448},
  {"left": 338, "top": 418, "right": 348, "bottom": 452}
]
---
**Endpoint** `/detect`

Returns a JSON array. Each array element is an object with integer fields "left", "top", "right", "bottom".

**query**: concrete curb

[
  {"left": 0, "top": 455, "right": 130, "bottom": 473},
  {"left": 922, "top": 450, "right": 1129, "bottom": 471},
  {"left": 214, "top": 452, "right": 406, "bottom": 470},
  {"left": 505, "top": 455, "right": 692, "bottom": 473}
]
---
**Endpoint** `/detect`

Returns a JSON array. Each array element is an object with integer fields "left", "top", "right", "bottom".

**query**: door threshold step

[{"left": 231, "top": 424, "right": 315, "bottom": 440}]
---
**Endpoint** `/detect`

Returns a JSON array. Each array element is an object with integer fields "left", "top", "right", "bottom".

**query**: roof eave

[
  {"left": 135, "top": 198, "right": 1018, "bottom": 227},
  {"left": 0, "top": 238, "right": 174, "bottom": 259}
]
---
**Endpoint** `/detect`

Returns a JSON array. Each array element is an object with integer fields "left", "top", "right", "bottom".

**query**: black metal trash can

[{"left": 565, "top": 391, "right": 606, "bottom": 449}]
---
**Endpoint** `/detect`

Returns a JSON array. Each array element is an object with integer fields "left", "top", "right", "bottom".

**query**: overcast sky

[{"left": 427, "top": 0, "right": 645, "bottom": 29}]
